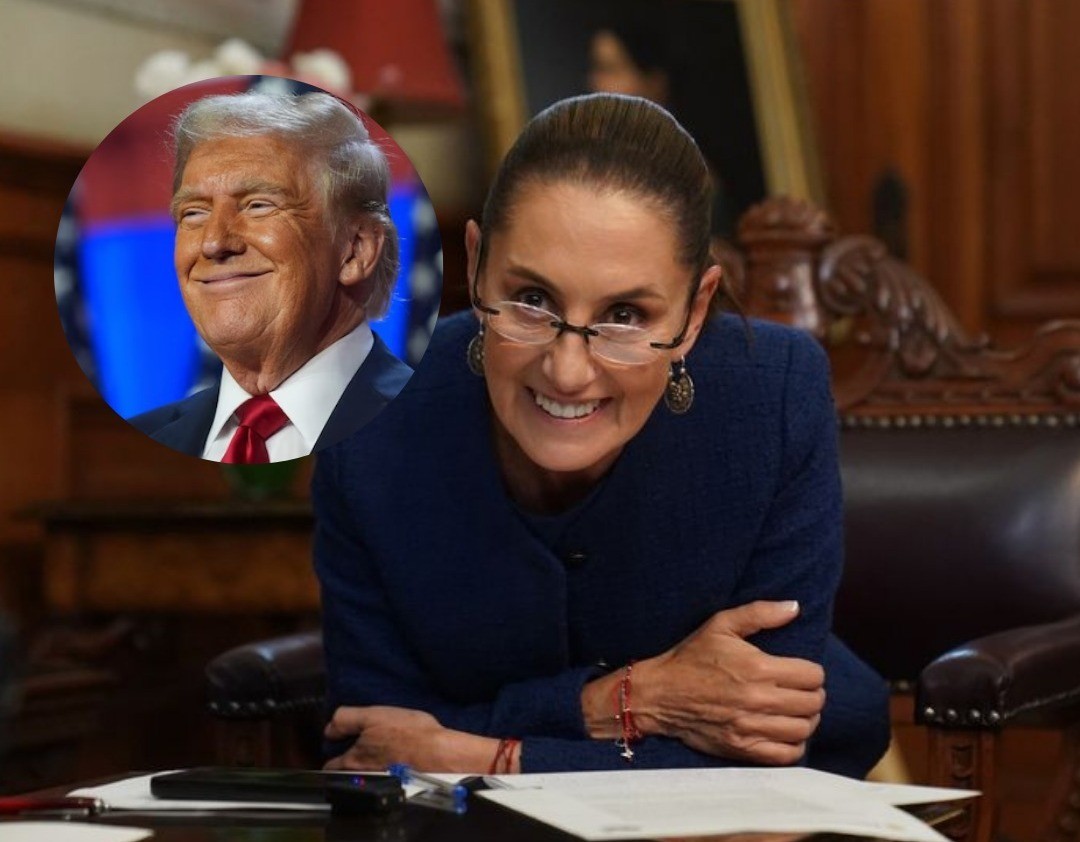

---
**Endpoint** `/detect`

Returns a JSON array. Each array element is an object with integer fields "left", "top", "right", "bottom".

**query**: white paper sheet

[
  {"left": 862, "top": 780, "right": 981, "bottom": 806},
  {"left": 1, "top": 822, "right": 152, "bottom": 842},
  {"left": 487, "top": 766, "right": 979, "bottom": 804},
  {"left": 479, "top": 767, "right": 978, "bottom": 842}
]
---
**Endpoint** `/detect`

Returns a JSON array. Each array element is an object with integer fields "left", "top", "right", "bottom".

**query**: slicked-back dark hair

[{"left": 480, "top": 93, "right": 714, "bottom": 278}]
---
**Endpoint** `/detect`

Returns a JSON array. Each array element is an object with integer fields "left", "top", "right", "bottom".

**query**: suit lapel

[
  {"left": 314, "top": 333, "right": 413, "bottom": 451},
  {"left": 150, "top": 387, "right": 219, "bottom": 457}
]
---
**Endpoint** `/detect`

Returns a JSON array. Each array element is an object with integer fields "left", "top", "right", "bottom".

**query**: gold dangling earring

[
  {"left": 664, "top": 357, "right": 694, "bottom": 414},
  {"left": 466, "top": 323, "right": 485, "bottom": 376}
]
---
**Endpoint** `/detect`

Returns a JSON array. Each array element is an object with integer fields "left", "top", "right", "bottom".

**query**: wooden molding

[
  {"left": 927, "top": 729, "right": 997, "bottom": 842},
  {"left": 740, "top": 197, "right": 1080, "bottom": 415}
]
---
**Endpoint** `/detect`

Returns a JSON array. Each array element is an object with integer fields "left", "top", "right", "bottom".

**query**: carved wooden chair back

[{"left": 736, "top": 198, "right": 1080, "bottom": 842}]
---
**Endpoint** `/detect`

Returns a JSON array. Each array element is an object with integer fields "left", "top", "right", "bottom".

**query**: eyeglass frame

[{"left": 469, "top": 236, "right": 703, "bottom": 357}]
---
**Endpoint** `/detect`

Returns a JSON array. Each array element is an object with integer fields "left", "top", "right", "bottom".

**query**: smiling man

[{"left": 130, "top": 90, "right": 413, "bottom": 462}]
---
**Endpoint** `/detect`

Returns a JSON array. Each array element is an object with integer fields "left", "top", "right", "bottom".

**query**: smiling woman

[
  {"left": 471, "top": 181, "right": 716, "bottom": 508},
  {"left": 314, "top": 93, "right": 890, "bottom": 777}
]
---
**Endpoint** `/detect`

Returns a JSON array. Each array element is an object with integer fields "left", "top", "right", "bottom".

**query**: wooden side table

[
  {"left": 13, "top": 500, "right": 320, "bottom": 785},
  {"left": 34, "top": 500, "right": 318, "bottom": 615}
]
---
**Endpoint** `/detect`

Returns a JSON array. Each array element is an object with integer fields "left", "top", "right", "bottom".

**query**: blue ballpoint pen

[{"left": 386, "top": 764, "right": 471, "bottom": 802}]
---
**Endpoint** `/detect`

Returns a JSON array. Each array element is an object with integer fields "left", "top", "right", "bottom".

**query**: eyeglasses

[
  {"left": 483, "top": 299, "right": 691, "bottom": 364},
  {"left": 470, "top": 237, "right": 699, "bottom": 365}
]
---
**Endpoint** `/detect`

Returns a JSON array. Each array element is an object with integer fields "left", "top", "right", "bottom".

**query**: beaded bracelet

[{"left": 613, "top": 661, "right": 643, "bottom": 761}]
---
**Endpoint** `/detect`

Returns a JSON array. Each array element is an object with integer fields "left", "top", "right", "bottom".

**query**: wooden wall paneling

[
  {"left": 861, "top": 0, "right": 933, "bottom": 274},
  {"left": 61, "top": 386, "right": 231, "bottom": 501},
  {"left": 0, "top": 391, "right": 63, "bottom": 546},
  {"left": 1029, "top": 2, "right": 1080, "bottom": 284},
  {"left": 0, "top": 135, "right": 85, "bottom": 550},
  {"left": 926, "top": 0, "right": 987, "bottom": 339},
  {"left": 793, "top": 0, "right": 1080, "bottom": 346},
  {"left": 987, "top": 0, "right": 1080, "bottom": 330},
  {"left": 0, "top": 252, "right": 85, "bottom": 391},
  {"left": 793, "top": 1, "right": 960, "bottom": 322},
  {"left": 771, "top": 0, "right": 1005, "bottom": 341},
  {"left": 985, "top": 0, "right": 1032, "bottom": 329},
  {"left": 790, "top": 0, "right": 868, "bottom": 235},
  {"left": 0, "top": 134, "right": 83, "bottom": 250}
]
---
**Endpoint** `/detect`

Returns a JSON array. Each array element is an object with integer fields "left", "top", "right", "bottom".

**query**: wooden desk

[{"left": 4, "top": 776, "right": 962, "bottom": 842}]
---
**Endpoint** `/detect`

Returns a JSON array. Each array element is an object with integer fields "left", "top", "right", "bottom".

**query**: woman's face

[{"left": 467, "top": 180, "right": 718, "bottom": 493}]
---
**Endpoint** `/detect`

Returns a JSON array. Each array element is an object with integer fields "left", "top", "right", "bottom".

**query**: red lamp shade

[{"left": 285, "top": 0, "right": 466, "bottom": 116}]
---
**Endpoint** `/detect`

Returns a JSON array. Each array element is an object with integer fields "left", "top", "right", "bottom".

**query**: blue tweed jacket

[{"left": 313, "top": 311, "right": 889, "bottom": 776}]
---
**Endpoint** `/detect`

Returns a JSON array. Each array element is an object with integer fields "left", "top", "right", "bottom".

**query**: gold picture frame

[{"left": 466, "top": 0, "right": 824, "bottom": 212}]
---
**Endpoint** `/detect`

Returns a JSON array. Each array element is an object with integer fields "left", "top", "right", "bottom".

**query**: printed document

[{"left": 480, "top": 767, "right": 977, "bottom": 842}]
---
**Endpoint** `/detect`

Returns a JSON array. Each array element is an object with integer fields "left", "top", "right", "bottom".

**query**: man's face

[{"left": 172, "top": 134, "right": 350, "bottom": 373}]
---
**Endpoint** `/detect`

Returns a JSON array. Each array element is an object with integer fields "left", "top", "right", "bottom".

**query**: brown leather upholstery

[
  {"left": 918, "top": 614, "right": 1080, "bottom": 728},
  {"left": 207, "top": 631, "right": 324, "bottom": 720},
  {"left": 837, "top": 426, "right": 1080, "bottom": 684}
]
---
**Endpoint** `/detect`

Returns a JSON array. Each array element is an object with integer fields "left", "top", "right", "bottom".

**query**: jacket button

[{"left": 564, "top": 550, "right": 588, "bottom": 569}]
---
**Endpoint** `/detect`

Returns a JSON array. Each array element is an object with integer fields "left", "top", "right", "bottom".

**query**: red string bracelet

[
  {"left": 488, "top": 737, "right": 520, "bottom": 774},
  {"left": 614, "top": 661, "right": 643, "bottom": 761},
  {"left": 503, "top": 738, "right": 520, "bottom": 773}
]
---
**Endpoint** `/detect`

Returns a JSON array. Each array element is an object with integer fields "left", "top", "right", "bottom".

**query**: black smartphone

[{"left": 150, "top": 767, "right": 404, "bottom": 813}]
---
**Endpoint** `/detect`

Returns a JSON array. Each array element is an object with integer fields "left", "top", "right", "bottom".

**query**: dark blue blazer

[
  {"left": 313, "top": 312, "right": 889, "bottom": 776},
  {"left": 129, "top": 334, "right": 412, "bottom": 457}
]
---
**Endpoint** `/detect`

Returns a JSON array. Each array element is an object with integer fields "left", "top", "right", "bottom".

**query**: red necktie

[{"left": 222, "top": 395, "right": 290, "bottom": 464}]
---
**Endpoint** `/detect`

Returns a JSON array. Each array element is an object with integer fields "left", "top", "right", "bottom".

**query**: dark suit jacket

[
  {"left": 313, "top": 312, "right": 890, "bottom": 777},
  {"left": 128, "top": 333, "right": 412, "bottom": 458}
]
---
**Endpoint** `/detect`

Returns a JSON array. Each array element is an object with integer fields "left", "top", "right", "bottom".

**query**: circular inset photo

[{"left": 55, "top": 76, "right": 442, "bottom": 463}]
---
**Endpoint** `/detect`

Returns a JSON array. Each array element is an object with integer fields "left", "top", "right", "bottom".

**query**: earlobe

[{"left": 339, "top": 220, "right": 385, "bottom": 287}]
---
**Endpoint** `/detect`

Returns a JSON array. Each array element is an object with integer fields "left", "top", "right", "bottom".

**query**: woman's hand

[
  {"left": 322, "top": 705, "right": 508, "bottom": 773},
  {"left": 582, "top": 601, "right": 825, "bottom": 765},
  {"left": 323, "top": 706, "right": 448, "bottom": 770}
]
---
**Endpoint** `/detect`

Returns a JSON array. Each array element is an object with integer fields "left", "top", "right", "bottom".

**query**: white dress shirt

[{"left": 202, "top": 321, "right": 374, "bottom": 462}]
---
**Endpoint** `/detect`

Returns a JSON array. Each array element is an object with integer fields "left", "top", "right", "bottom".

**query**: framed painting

[{"left": 466, "top": 0, "right": 824, "bottom": 232}]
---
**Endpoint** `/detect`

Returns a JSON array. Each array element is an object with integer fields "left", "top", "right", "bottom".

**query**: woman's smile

[{"left": 531, "top": 389, "right": 607, "bottom": 421}]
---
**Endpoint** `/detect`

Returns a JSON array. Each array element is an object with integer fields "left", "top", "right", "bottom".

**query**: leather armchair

[
  {"left": 206, "top": 630, "right": 325, "bottom": 768},
  {"left": 737, "top": 198, "right": 1080, "bottom": 842},
  {"left": 206, "top": 198, "right": 1080, "bottom": 842}
]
